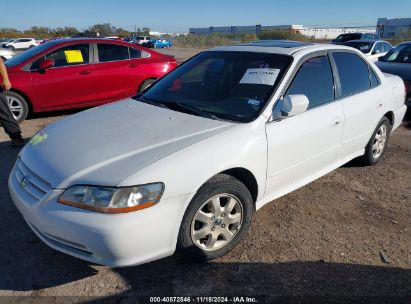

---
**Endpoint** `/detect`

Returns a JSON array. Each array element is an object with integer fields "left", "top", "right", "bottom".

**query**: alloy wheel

[
  {"left": 191, "top": 194, "right": 243, "bottom": 251},
  {"left": 6, "top": 95, "right": 24, "bottom": 121},
  {"left": 372, "top": 124, "right": 387, "bottom": 159}
]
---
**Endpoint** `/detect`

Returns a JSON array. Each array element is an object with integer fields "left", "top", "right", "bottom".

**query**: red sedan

[{"left": 4, "top": 38, "right": 177, "bottom": 122}]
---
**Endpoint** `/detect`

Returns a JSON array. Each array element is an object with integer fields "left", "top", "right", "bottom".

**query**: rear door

[
  {"left": 93, "top": 43, "right": 145, "bottom": 102},
  {"left": 29, "top": 43, "right": 96, "bottom": 111},
  {"left": 330, "top": 51, "right": 385, "bottom": 160}
]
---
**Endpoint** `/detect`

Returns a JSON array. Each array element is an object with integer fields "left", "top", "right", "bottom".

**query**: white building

[
  {"left": 189, "top": 24, "right": 375, "bottom": 39},
  {"left": 296, "top": 26, "right": 375, "bottom": 40}
]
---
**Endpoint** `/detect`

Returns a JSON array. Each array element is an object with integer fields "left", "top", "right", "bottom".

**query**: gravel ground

[{"left": 0, "top": 47, "right": 410, "bottom": 303}]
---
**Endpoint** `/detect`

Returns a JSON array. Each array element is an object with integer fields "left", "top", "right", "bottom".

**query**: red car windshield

[{"left": 5, "top": 42, "right": 54, "bottom": 67}]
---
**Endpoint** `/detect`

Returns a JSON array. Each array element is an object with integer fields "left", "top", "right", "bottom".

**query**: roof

[
  {"left": 210, "top": 40, "right": 354, "bottom": 56},
  {"left": 345, "top": 39, "right": 382, "bottom": 43}
]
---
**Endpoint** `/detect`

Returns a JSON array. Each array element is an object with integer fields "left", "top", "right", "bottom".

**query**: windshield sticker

[
  {"left": 64, "top": 50, "right": 84, "bottom": 64},
  {"left": 248, "top": 99, "right": 261, "bottom": 106},
  {"left": 240, "top": 68, "right": 280, "bottom": 86}
]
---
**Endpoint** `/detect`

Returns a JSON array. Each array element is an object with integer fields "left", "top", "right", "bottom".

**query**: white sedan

[
  {"left": 9, "top": 41, "right": 407, "bottom": 266},
  {"left": 344, "top": 39, "right": 393, "bottom": 62}
]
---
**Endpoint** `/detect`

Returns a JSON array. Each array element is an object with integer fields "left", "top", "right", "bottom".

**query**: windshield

[
  {"left": 135, "top": 51, "right": 292, "bottom": 123},
  {"left": 5, "top": 43, "right": 52, "bottom": 67},
  {"left": 346, "top": 41, "right": 373, "bottom": 53},
  {"left": 381, "top": 44, "right": 411, "bottom": 63}
]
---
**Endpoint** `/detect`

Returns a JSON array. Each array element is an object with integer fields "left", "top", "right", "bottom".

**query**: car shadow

[{"left": 94, "top": 257, "right": 410, "bottom": 304}]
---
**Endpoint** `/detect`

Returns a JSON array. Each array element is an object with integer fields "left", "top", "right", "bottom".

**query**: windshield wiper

[
  {"left": 165, "top": 101, "right": 225, "bottom": 121},
  {"left": 136, "top": 95, "right": 170, "bottom": 109}
]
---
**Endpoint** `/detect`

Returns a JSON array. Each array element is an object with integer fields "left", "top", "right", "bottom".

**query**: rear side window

[
  {"left": 98, "top": 44, "right": 129, "bottom": 62},
  {"left": 332, "top": 52, "right": 371, "bottom": 97},
  {"left": 370, "top": 68, "right": 379, "bottom": 87},
  {"left": 129, "top": 47, "right": 141, "bottom": 59},
  {"left": 286, "top": 56, "right": 334, "bottom": 109}
]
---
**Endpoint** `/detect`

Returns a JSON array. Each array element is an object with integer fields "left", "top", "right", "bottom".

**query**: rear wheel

[
  {"left": 5, "top": 91, "right": 29, "bottom": 123},
  {"left": 178, "top": 174, "right": 254, "bottom": 261},
  {"left": 360, "top": 117, "right": 391, "bottom": 165},
  {"left": 7, "top": 46, "right": 15, "bottom": 50},
  {"left": 138, "top": 79, "right": 156, "bottom": 93}
]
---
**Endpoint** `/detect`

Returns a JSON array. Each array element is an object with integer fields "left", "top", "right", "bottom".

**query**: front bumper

[{"left": 8, "top": 161, "right": 189, "bottom": 267}]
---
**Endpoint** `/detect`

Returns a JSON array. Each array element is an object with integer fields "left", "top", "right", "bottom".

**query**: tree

[
  {"left": 115, "top": 28, "right": 131, "bottom": 38},
  {"left": 142, "top": 27, "right": 150, "bottom": 35},
  {"left": 89, "top": 23, "right": 116, "bottom": 37}
]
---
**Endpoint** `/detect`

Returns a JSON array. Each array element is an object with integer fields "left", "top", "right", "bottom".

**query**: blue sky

[{"left": 0, "top": 0, "right": 410, "bottom": 32}]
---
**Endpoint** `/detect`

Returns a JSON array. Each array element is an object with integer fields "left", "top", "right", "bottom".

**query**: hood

[
  {"left": 375, "top": 61, "right": 411, "bottom": 80},
  {"left": 20, "top": 99, "right": 234, "bottom": 188}
]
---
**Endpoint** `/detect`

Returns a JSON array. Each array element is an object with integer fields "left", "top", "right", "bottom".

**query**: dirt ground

[{"left": 0, "top": 47, "right": 410, "bottom": 303}]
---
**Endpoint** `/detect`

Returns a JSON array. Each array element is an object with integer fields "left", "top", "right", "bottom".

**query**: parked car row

[
  {"left": 8, "top": 40, "right": 407, "bottom": 267},
  {"left": 4, "top": 38, "right": 177, "bottom": 122}
]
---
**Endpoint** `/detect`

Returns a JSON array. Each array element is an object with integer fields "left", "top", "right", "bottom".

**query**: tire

[
  {"left": 360, "top": 117, "right": 391, "bottom": 165},
  {"left": 178, "top": 174, "right": 254, "bottom": 261},
  {"left": 138, "top": 79, "right": 156, "bottom": 93},
  {"left": 7, "top": 46, "right": 15, "bottom": 50},
  {"left": 4, "top": 91, "right": 29, "bottom": 123}
]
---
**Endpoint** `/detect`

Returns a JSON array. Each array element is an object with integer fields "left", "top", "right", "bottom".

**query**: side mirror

[
  {"left": 378, "top": 55, "right": 385, "bottom": 61},
  {"left": 281, "top": 94, "right": 309, "bottom": 117},
  {"left": 38, "top": 58, "right": 54, "bottom": 71}
]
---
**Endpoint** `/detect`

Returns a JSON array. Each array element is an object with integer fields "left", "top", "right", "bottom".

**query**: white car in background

[
  {"left": 344, "top": 39, "right": 393, "bottom": 62},
  {"left": 135, "top": 36, "right": 152, "bottom": 45},
  {"left": 9, "top": 41, "right": 407, "bottom": 267},
  {"left": 5, "top": 38, "right": 39, "bottom": 50},
  {"left": 0, "top": 48, "right": 14, "bottom": 60}
]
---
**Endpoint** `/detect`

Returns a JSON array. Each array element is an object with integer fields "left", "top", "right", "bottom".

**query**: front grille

[{"left": 14, "top": 159, "right": 52, "bottom": 202}]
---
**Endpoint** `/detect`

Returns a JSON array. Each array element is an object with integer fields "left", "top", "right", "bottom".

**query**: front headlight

[{"left": 58, "top": 183, "right": 164, "bottom": 213}]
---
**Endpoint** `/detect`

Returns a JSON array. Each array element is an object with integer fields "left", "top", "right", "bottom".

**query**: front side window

[
  {"left": 98, "top": 44, "right": 129, "bottom": 62},
  {"left": 332, "top": 52, "right": 371, "bottom": 97},
  {"left": 30, "top": 43, "right": 90, "bottom": 70},
  {"left": 286, "top": 56, "right": 334, "bottom": 109},
  {"left": 382, "top": 44, "right": 411, "bottom": 63},
  {"left": 373, "top": 43, "right": 384, "bottom": 54},
  {"left": 136, "top": 51, "right": 293, "bottom": 122}
]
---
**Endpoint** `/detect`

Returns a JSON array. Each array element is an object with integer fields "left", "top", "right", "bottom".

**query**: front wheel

[
  {"left": 178, "top": 174, "right": 254, "bottom": 261},
  {"left": 360, "top": 117, "right": 391, "bottom": 165},
  {"left": 5, "top": 91, "right": 29, "bottom": 123}
]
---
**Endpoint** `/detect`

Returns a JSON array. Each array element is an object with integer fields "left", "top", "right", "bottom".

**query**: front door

[
  {"left": 265, "top": 55, "right": 344, "bottom": 197},
  {"left": 30, "top": 43, "right": 96, "bottom": 111}
]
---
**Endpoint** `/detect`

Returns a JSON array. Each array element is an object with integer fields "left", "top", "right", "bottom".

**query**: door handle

[
  {"left": 128, "top": 64, "right": 137, "bottom": 68},
  {"left": 79, "top": 70, "right": 91, "bottom": 75}
]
